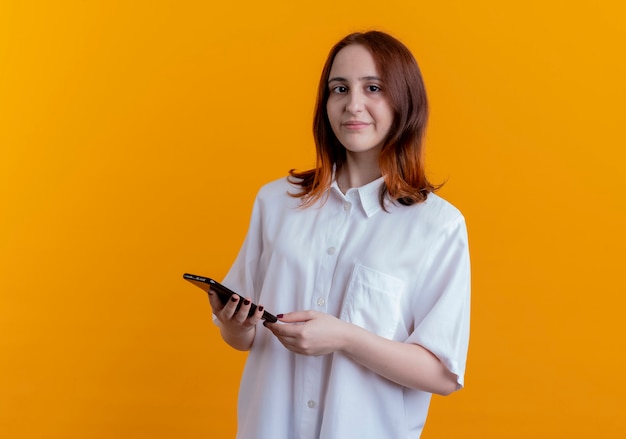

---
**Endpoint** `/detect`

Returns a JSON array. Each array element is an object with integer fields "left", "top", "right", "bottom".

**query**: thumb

[{"left": 207, "top": 290, "right": 225, "bottom": 312}]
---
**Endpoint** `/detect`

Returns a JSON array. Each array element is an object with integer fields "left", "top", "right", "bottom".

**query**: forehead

[{"left": 328, "top": 44, "right": 379, "bottom": 78}]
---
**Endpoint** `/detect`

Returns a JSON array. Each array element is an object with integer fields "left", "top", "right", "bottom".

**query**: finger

[
  {"left": 207, "top": 290, "right": 224, "bottom": 312},
  {"left": 265, "top": 321, "right": 301, "bottom": 338},
  {"left": 233, "top": 297, "right": 253, "bottom": 323},
  {"left": 278, "top": 310, "right": 314, "bottom": 323},
  {"left": 263, "top": 319, "right": 285, "bottom": 336},
  {"left": 248, "top": 304, "right": 265, "bottom": 326},
  {"left": 220, "top": 294, "right": 241, "bottom": 319}
]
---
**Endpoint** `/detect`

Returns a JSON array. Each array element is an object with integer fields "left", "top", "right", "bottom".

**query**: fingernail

[
  {"left": 258, "top": 306, "right": 264, "bottom": 312},
  {"left": 230, "top": 295, "right": 238, "bottom": 302},
  {"left": 277, "top": 314, "right": 284, "bottom": 319},
  {"left": 243, "top": 299, "right": 251, "bottom": 305}
]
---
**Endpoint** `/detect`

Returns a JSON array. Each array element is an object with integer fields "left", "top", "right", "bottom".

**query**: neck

[{"left": 337, "top": 151, "right": 382, "bottom": 193}]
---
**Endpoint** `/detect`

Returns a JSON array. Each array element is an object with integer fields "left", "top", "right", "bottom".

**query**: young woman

[{"left": 208, "top": 31, "right": 471, "bottom": 439}]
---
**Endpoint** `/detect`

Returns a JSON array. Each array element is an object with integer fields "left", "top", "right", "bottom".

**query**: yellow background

[{"left": 1, "top": 1, "right": 625, "bottom": 437}]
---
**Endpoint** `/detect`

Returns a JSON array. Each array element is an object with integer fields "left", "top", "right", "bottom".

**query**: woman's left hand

[
  {"left": 263, "top": 310, "right": 348, "bottom": 356},
  {"left": 265, "top": 310, "right": 458, "bottom": 394}
]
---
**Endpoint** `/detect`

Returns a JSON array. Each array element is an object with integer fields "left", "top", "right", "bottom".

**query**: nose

[{"left": 346, "top": 90, "right": 364, "bottom": 114}]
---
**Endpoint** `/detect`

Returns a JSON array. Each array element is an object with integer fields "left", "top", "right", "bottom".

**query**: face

[{"left": 326, "top": 44, "right": 394, "bottom": 159}]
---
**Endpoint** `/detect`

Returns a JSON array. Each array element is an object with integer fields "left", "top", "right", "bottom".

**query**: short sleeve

[
  {"left": 213, "top": 193, "right": 264, "bottom": 325},
  {"left": 405, "top": 215, "right": 471, "bottom": 389}
]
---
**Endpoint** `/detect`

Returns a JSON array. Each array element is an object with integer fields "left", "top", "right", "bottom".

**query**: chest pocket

[{"left": 340, "top": 264, "right": 406, "bottom": 340}]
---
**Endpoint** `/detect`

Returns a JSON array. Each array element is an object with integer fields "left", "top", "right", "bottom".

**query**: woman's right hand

[{"left": 207, "top": 290, "right": 264, "bottom": 351}]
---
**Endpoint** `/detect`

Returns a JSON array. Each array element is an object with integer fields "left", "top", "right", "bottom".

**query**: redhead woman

[{"left": 208, "top": 31, "right": 471, "bottom": 439}]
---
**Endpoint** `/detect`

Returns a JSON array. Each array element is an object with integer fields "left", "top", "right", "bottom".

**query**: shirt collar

[{"left": 331, "top": 176, "right": 386, "bottom": 218}]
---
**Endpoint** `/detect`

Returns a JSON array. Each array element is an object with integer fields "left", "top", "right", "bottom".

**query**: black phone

[{"left": 183, "top": 273, "right": 278, "bottom": 323}]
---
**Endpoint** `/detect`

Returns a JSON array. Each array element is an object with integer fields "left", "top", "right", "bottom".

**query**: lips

[{"left": 342, "top": 120, "right": 371, "bottom": 129}]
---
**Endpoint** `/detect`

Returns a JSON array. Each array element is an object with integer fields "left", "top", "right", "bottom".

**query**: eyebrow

[{"left": 328, "top": 75, "right": 382, "bottom": 83}]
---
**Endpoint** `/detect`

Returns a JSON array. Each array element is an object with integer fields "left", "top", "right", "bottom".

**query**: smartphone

[{"left": 183, "top": 273, "right": 277, "bottom": 323}]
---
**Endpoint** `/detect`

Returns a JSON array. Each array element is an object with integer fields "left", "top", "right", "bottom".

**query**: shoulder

[
  {"left": 257, "top": 176, "right": 294, "bottom": 195},
  {"left": 254, "top": 176, "right": 302, "bottom": 208},
  {"left": 257, "top": 176, "right": 298, "bottom": 198},
  {"left": 406, "top": 192, "right": 465, "bottom": 229}
]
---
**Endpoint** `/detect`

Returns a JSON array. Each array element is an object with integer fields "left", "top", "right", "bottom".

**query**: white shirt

[{"left": 221, "top": 176, "right": 471, "bottom": 439}]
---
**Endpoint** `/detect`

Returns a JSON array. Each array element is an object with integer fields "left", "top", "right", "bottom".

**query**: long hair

[{"left": 289, "top": 30, "right": 438, "bottom": 208}]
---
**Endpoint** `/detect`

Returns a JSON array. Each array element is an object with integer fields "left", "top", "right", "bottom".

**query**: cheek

[
  {"left": 380, "top": 104, "right": 395, "bottom": 129},
  {"left": 326, "top": 102, "right": 341, "bottom": 126},
  {"left": 324, "top": 105, "right": 339, "bottom": 137}
]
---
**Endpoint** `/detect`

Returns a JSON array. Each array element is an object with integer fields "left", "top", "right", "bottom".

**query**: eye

[
  {"left": 331, "top": 85, "right": 348, "bottom": 94},
  {"left": 367, "top": 85, "right": 382, "bottom": 92}
]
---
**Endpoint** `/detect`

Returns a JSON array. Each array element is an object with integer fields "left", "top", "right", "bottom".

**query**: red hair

[{"left": 289, "top": 31, "right": 438, "bottom": 208}]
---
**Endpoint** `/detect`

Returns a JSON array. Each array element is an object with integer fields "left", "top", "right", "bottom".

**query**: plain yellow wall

[{"left": 1, "top": 1, "right": 625, "bottom": 438}]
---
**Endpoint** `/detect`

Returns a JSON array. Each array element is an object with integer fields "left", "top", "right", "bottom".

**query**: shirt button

[
  {"left": 307, "top": 400, "right": 316, "bottom": 408},
  {"left": 343, "top": 202, "right": 351, "bottom": 211},
  {"left": 317, "top": 297, "right": 326, "bottom": 307},
  {"left": 327, "top": 246, "right": 336, "bottom": 255}
]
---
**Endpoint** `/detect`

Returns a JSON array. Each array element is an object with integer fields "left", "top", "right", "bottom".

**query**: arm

[
  {"left": 342, "top": 319, "right": 459, "bottom": 395},
  {"left": 265, "top": 213, "right": 470, "bottom": 392},
  {"left": 263, "top": 311, "right": 459, "bottom": 395}
]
